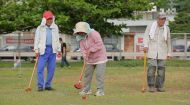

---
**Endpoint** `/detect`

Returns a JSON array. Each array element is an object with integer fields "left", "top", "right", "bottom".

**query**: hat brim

[
  {"left": 159, "top": 16, "right": 166, "bottom": 19},
  {"left": 46, "top": 16, "right": 53, "bottom": 20},
  {"left": 73, "top": 28, "right": 88, "bottom": 35}
]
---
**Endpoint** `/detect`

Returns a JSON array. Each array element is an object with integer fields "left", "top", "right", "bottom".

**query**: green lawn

[{"left": 0, "top": 60, "right": 190, "bottom": 105}]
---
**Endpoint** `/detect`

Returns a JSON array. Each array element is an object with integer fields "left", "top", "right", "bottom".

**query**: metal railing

[{"left": 0, "top": 33, "right": 190, "bottom": 61}]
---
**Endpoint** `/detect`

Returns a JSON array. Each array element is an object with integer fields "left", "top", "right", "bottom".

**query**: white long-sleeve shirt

[
  {"left": 34, "top": 25, "right": 61, "bottom": 55},
  {"left": 143, "top": 23, "right": 172, "bottom": 59}
]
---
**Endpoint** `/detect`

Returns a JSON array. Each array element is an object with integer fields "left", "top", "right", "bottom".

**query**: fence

[
  {"left": 0, "top": 33, "right": 190, "bottom": 61},
  {"left": 171, "top": 33, "right": 190, "bottom": 60}
]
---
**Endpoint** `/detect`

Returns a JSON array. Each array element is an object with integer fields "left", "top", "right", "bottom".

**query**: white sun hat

[{"left": 73, "top": 22, "right": 91, "bottom": 35}]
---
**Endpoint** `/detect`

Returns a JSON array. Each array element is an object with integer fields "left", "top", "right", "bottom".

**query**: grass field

[{"left": 0, "top": 60, "right": 190, "bottom": 105}]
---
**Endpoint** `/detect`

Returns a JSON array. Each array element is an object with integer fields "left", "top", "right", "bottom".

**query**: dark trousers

[
  {"left": 147, "top": 58, "right": 166, "bottom": 88},
  {"left": 60, "top": 56, "right": 70, "bottom": 67}
]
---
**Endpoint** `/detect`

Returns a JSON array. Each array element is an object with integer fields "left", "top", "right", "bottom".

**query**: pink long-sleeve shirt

[{"left": 80, "top": 30, "right": 107, "bottom": 64}]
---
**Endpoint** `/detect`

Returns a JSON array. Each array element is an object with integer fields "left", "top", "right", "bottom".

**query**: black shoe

[
  {"left": 38, "top": 88, "right": 43, "bottom": 92},
  {"left": 45, "top": 87, "right": 55, "bottom": 91}
]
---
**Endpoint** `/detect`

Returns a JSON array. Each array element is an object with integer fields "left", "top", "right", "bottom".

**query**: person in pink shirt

[{"left": 73, "top": 22, "right": 107, "bottom": 96}]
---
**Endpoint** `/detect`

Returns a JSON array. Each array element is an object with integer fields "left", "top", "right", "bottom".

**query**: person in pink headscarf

[
  {"left": 34, "top": 10, "right": 61, "bottom": 91},
  {"left": 73, "top": 22, "right": 107, "bottom": 96}
]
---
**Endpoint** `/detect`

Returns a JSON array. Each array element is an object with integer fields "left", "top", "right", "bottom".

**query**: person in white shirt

[
  {"left": 143, "top": 13, "right": 172, "bottom": 92},
  {"left": 34, "top": 11, "right": 61, "bottom": 91}
]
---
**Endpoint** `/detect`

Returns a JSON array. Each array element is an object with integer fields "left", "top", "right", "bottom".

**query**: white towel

[
  {"left": 40, "top": 16, "right": 56, "bottom": 28},
  {"left": 149, "top": 21, "right": 167, "bottom": 40},
  {"left": 40, "top": 18, "right": 46, "bottom": 26}
]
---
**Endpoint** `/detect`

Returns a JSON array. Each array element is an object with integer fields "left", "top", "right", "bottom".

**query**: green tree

[
  {"left": 153, "top": 0, "right": 170, "bottom": 9},
  {"left": 168, "top": 0, "right": 190, "bottom": 34},
  {"left": 169, "top": 12, "right": 190, "bottom": 33},
  {"left": 0, "top": 0, "right": 42, "bottom": 33},
  {"left": 175, "top": 0, "right": 190, "bottom": 13},
  {"left": 0, "top": 0, "right": 153, "bottom": 37}
]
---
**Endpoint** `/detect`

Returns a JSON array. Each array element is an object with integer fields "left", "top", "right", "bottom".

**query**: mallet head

[
  {"left": 74, "top": 83, "right": 82, "bottom": 89},
  {"left": 82, "top": 95, "right": 87, "bottom": 100},
  {"left": 25, "top": 88, "right": 32, "bottom": 92},
  {"left": 141, "top": 88, "right": 146, "bottom": 93}
]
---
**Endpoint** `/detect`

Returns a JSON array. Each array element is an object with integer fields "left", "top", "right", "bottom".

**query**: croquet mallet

[
  {"left": 141, "top": 52, "right": 147, "bottom": 93},
  {"left": 25, "top": 57, "right": 39, "bottom": 92},
  {"left": 74, "top": 60, "right": 86, "bottom": 89}
]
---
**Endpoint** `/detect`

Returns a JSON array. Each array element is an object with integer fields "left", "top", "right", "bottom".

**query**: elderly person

[
  {"left": 73, "top": 22, "right": 107, "bottom": 96},
  {"left": 143, "top": 13, "right": 172, "bottom": 92},
  {"left": 34, "top": 11, "right": 61, "bottom": 91}
]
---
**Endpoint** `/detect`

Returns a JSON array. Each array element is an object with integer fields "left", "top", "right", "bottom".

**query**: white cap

[{"left": 158, "top": 13, "right": 167, "bottom": 19}]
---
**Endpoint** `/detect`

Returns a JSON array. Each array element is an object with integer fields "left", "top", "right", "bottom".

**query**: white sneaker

[
  {"left": 79, "top": 90, "right": 92, "bottom": 96},
  {"left": 95, "top": 91, "right": 104, "bottom": 96}
]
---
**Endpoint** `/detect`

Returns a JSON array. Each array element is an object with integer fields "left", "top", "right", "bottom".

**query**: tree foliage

[
  {"left": 152, "top": 0, "right": 171, "bottom": 9},
  {"left": 0, "top": 0, "right": 152, "bottom": 37},
  {"left": 168, "top": 0, "right": 190, "bottom": 33},
  {"left": 152, "top": 0, "right": 190, "bottom": 13},
  {"left": 169, "top": 12, "right": 190, "bottom": 33},
  {"left": 175, "top": 0, "right": 190, "bottom": 13}
]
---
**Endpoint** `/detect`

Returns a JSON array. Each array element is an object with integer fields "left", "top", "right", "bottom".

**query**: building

[{"left": 107, "top": 7, "right": 176, "bottom": 59}]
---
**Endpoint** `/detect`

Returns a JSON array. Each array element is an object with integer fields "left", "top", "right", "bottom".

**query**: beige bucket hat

[{"left": 73, "top": 22, "right": 91, "bottom": 35}]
